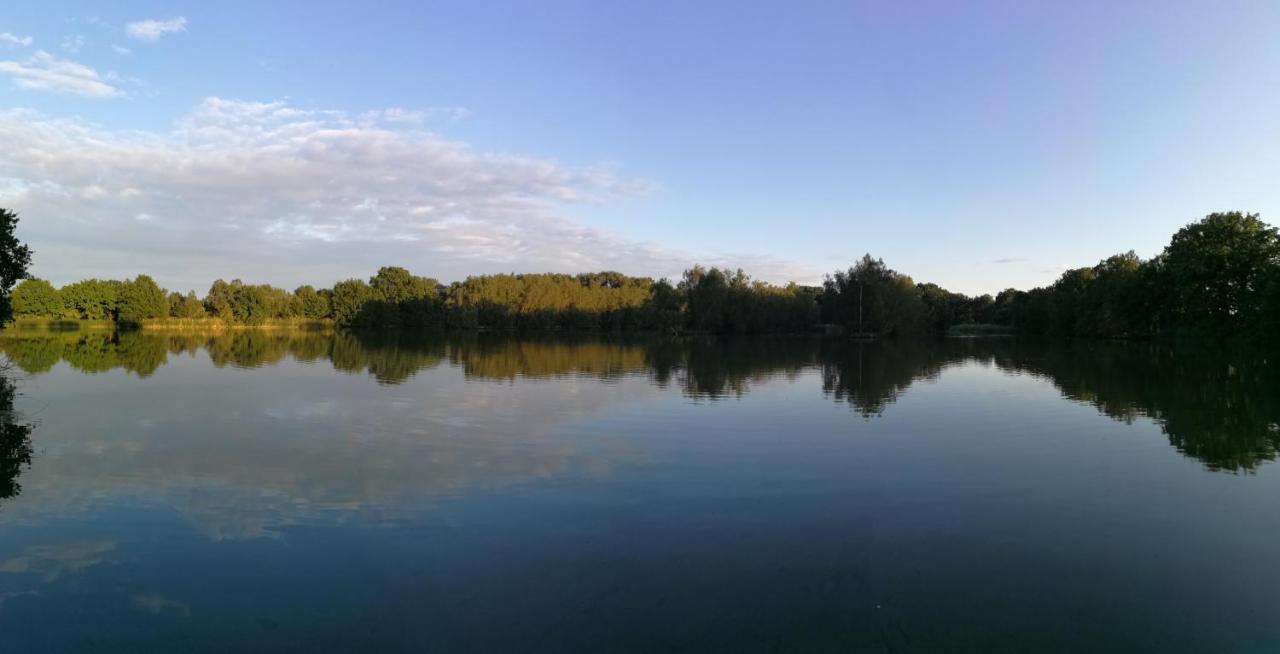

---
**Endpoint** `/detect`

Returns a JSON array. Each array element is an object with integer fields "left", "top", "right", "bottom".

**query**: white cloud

[
  {"left": 0, "top": 50, "right": 122, "bottom": 97},
  {"left": 0, "top": 32, "right": 33, "bottom": 47},
  {"left": 0, "top": 98, "right": 816, "bottom": 291},
  {"left": 112, "top": 44, "right": 132, "bottom": 55},
  {"left": 359, "top": 106, "right": 472, "bottom": 126},
  {"left": 126, "top": 16, "right": 187, "bottom": 41}
]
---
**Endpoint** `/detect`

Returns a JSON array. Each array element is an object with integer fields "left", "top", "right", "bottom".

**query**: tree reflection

[
  {"left": 0, "top": 374, "right": 33, "bottom": 506},
  {"left": 819, "top": 339, "right": 958, "bottom": 416},
  {"left": 991, "top": 341, "right": 1280, "bottom": 472},
  {"left": 1, "top": 330, "right": 1278, "bottom": 472}
]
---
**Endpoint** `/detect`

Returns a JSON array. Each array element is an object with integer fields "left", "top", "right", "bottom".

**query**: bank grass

[
  {"left": 5, "top": 317, "right": 333, "bottom": 333},
  {"left": 138, "top": 317, "right": 333, "bottom": 332},
  {"left": 10, "top": 317, "right": 116, "bottom": 332}
]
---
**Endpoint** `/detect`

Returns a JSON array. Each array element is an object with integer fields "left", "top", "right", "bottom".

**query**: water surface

[{"left": 1, "top": 330, "right": 1279, "bottom": 652}]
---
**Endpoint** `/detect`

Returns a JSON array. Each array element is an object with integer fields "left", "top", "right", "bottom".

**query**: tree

[
  {"left": 370, "top": 266, "right": 437, "bottom": 304},
  {"left": 171, "top": 291, "right": 206, "bottom": 318},
  {"left": 116, "top": 275, "right": 168, "bottom": 324},
  {"left": 0, "top": 209, "right": 32, "bottom": 325},
  {"left": 11, "top": 278, "right": 62, "bottom": 318},
  {"left": 368, "top": 266, "right": 442, "bottom": 327},
  {"left": 822, "top": 255, "right": 924, "bottom": 336},
  {"left": 294, "top": 285, "right": 331, "bottom": 320},
  {"left": 330, "top": 279, "right": 373, "bottom": 327},
  {"left": 1161, "top": 212, "right": 1280, "bottom": 336},
  {"left": 60, "top": 279, "right": 119, "bottom": 320},
  {"left": 204, "top": 279, "right": 235, "bottom": 320},
  {"left": 0, "top": 375, "right": 33, "bottom": 506},
  {"left": 232, "top": 285, "right": 271, "bottom": 325}
]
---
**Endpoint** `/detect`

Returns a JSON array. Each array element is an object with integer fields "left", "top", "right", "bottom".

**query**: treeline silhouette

[
  {"left": 2, "top": 331, "right": 1278, "bottom": 473},
  {"left": 991, "top": 212, "right": 1280, "bottom": 339},
  {"left": 9, "top": 211, "right": 1280, "bottom": 340}
]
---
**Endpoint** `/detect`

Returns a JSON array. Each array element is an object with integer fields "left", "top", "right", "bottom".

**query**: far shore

[{"left": 9, "top": 317, "right": 334, "bottom": 332}]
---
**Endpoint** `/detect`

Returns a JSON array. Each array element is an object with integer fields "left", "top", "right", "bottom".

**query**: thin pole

[{"left": 858, "top": 282, "right": 863, "bottom": 334}]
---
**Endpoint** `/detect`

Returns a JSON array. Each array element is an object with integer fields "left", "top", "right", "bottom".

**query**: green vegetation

[
  {"left": 994, "top": 212, "right": 1280, "bottom": 341},
  {"left": 0, "top": 372, "right": 31, "bottom": 506},
  {"left": 10, "top": 277, "right": 61, "bottom": 318},
  {"left": 0, "top": 208, "right": 32, "bottom": 325},
  {"left": 4, "top": 209, "right": 1280, "bottom": 341},
  {"left": 0, "top": 208, "right": 33, "bottom": 507},
  {"left": 7, "top": 265, "right": 821, "bottom": 334}
]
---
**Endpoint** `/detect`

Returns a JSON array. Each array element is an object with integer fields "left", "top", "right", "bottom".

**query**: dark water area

[{"left": 1, "top": 330, "right": 1279, "bottom": 652}]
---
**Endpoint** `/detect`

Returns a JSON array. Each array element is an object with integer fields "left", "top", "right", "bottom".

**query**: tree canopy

[{"left": 0, "top": 209, "right": 32, "bottom": 325}]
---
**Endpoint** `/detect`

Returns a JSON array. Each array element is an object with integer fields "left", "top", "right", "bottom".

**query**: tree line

[
  {"left": 5, "top": 210, "right": 1280, "bottom": 340},
  {"left": 9, "top": 265, "right": 824, "bottom": 333},
  {"left": 990, "top": 212, "right": 1280, "bottom": 340}
]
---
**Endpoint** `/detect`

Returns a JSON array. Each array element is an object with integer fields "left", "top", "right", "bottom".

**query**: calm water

[{"left": 1, "top": 330, "right": 1279, "bottom": 652}]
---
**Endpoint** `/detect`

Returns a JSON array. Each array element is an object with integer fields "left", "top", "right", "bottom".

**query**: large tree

[
  {"left": 822, "top": 255, "right": 925, "bottom": 336},
  {"left": 1160, "top": 212, "right": 1280, "bottom": 335},
  {"left": 293, "top": 285, "right": 331, "bottom": 320},
  {"left": 0, "top": 209, "right": 32, "bottom": 325},
  {"left": 330, "top": 279, "right": 374, "bottom": 327},
  {"left": 116, "top": 275, "right": 169, "bottom": 324},
  {"left": 61, "top": 279, "right": 119, "bottom": 320},
  {"left": 11, "top": 278, "right": 62, "bottom": 318}
]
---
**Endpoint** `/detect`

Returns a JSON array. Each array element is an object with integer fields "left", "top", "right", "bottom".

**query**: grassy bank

[
  {"left": 139, "top": 317, "right": 333, "bottom": 331},
  {"left": 11, "top": 318, "right": 116, "bottom": 331},
  {"left": 7, "top": 317, "right": 333, "bottom": 332}
]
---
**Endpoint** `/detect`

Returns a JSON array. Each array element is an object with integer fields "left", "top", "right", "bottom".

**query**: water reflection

[
  {"left": 0, "top": 375, "right": 33, "bottom": 507},
  {"left": 1, "top": 331, "right": 1278, "bottom": 473},
  {"left": 4, "top": 331, "right": 1280, "bottom": 651}
]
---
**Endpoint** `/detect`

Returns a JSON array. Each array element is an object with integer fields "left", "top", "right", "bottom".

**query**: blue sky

[{"left": 2, "top": 1, "right": 1278, "bottom": 295}]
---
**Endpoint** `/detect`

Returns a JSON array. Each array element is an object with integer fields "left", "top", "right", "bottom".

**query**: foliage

[
  {"left": 61, "top": 279, "right": 119, "bottom": 320},
  {"left": 116, "top": 275, "right": 169, "bottom": 324},
  {"left": 330, "top": 278, "right": 374, "bottom": 327},
  {"left": 677, "top": 266, "right": 818, "bottom": 334},
  {"left": 0, "top": 375, "right": 33, "bottom": 505},
  {"left": 204, "top": 279, "right": 296, "bottom": 325},
  {"left": 12, "top": 278, "right": 62, "bottom": 318},
  {"left": 821, "top": 255, "right": 924, "bottom": 336},
  {"left": 996, "top": 212, "right": 1280, "bottom": 340},
  {"left": 446, "top": 272, "right": 656, "bottom": 331},
  {"left": 169, "top": 291, "right": 207, "bottom": 318},
  {"left": 294, "top": 285, "right": 331, "bottom": 320},
  {"left": 1160, "top": 212, "right": 1279, "bottom": 336},
  {"left": 0, "top": 208, "right": 32, "bottom": 325}
]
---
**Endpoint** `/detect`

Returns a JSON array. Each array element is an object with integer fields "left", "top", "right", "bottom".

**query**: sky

[{"left": 1, "top": 1, "right": 1278, "bottom": 296}]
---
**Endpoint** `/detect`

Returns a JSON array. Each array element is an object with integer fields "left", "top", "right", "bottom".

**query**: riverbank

[{"left": 9, "top": 317, "right": 333, "bottom": 332}]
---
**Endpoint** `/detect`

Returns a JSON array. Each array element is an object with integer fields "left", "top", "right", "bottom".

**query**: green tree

[
  {"left": 294, "top": 285, "right": 331, "bottom": 319},
  {"left": 171, "top": 291, "right": 206, "bottom": 318},
  {"left": 1160, "top": 212, "right": 1280, "bottom": 336},
  {"left": 0, "top": 375, "right": 33, "bottom": 505},
  {"left": 60, "top": 279, "right": 118, "bottom": 320},
  {"left": 204, "top": 279, "right": 235, "bottom": 320},
  {"left": 330, "top": 278, "right": 373, "bottom": 327},
  {"left": 11, "top": 278, "right": 62, "bottom": 318},
  {"left": 822, "top": 255, "right": 924, "bottom": 336},
  {"left": 116, "top": 275, "right": 169, "bottom": 323},
  {"left": 0, "top": 209, "right": 32, "bottom": 325},
  {"left": 368, "top": 266, "right": 442, "bottom": 327}
]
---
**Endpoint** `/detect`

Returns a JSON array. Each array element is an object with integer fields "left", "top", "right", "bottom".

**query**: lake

[{"left": 1, "top": 330, "right": 1279, "bottom": 652}]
